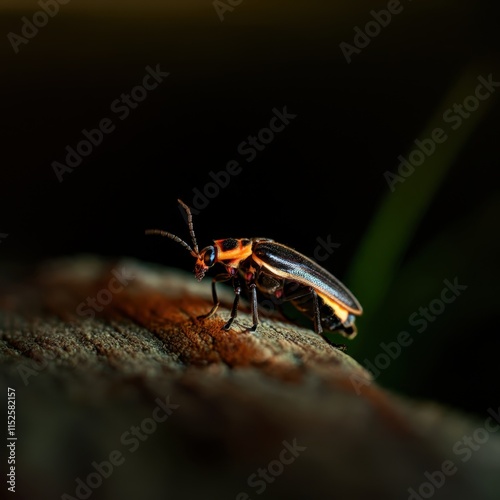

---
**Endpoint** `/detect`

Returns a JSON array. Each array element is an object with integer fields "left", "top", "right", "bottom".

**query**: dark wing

[{"left": 252, "top": 241, "right": 362, "bottom": 314}]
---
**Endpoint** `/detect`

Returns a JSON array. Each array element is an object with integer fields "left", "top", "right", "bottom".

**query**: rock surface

[{"left": 0, "top": 256, "right": 499, "bottom": 500}]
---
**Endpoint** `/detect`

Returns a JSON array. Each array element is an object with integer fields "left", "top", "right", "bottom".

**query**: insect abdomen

[{"left": 291, "top": 292, "right": 357, "bottom": 339}]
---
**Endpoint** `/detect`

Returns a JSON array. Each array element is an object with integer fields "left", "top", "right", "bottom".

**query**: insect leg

[
  {"left": 309, "top": 291, "right": 346, "bottom": 350},
  {"left": 280, "top": 283, "right": 314, "bottom": 302},
  {"left": 248, "top": 282, "right": 259, "bottom": 332},
  {"left": 223, "top": 277, "right": 242, "bottom": 330},
  {"left": 310, "top": 290, "right": 323, "bottom": 335},
  {"left": 280, "top": 284, "right": 327, "bottom": 336},
  {"left": 197, "top": 273, "right": 231, "bottom": 320}
]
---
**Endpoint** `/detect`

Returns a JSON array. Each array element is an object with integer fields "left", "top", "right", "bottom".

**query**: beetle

[{"left": 145, "top": 200, "right": 362, "bottom": 346}]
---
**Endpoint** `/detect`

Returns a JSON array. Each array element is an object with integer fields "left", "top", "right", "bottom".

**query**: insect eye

[{"left": 203, "top": 247, "right": 216, "bottom": 267}]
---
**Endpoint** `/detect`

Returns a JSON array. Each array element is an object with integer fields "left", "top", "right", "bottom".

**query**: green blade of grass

[{"left": 346, "top": 66, "right": 496, "bottom": 322}]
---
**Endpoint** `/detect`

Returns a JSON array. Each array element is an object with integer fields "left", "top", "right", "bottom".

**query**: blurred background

[{"left": 1, "top": 0, "right": 499, "bottom": 416}]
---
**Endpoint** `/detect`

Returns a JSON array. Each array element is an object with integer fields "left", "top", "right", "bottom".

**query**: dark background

[{"left": 2, "top": 1, "right": 499, "bottom": 416}]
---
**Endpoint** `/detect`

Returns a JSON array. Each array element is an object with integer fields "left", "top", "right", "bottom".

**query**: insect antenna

[
  {"left": 144, "top": 229, "right": 198, "bottom": 258},
  {"left": 145, "top": 200, "right": 201, "bottom": 258},
  {"left": 177, "top": 199, "right": 199, "bottom": 254}
]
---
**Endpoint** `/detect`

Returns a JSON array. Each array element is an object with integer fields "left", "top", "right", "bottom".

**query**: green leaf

[{"left": 346, "top": 66, "right": 496, "bottom": 323}]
